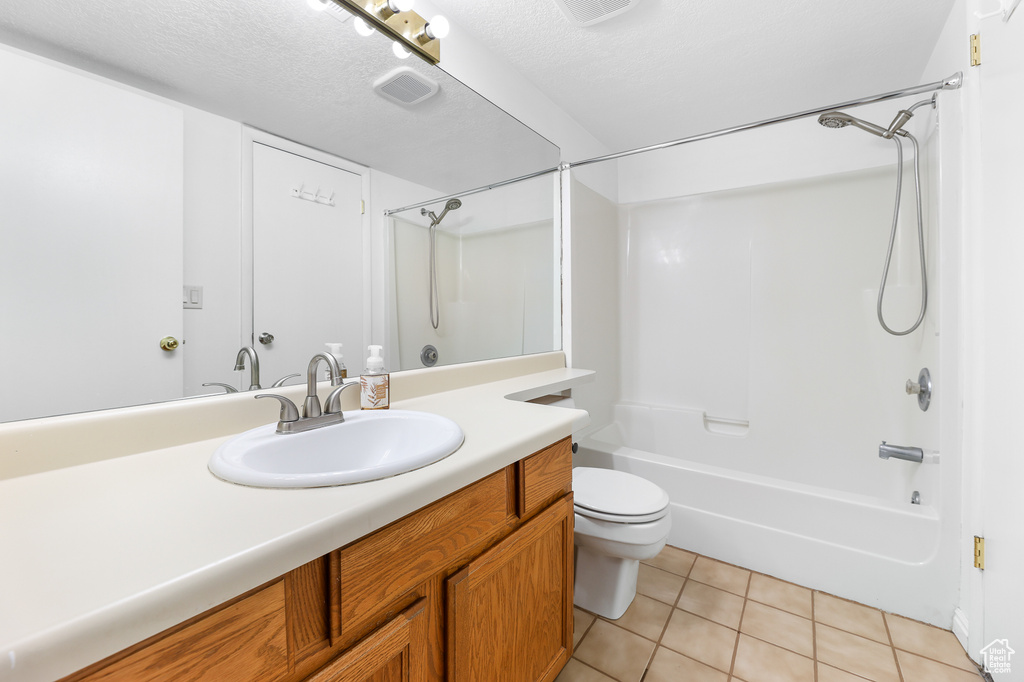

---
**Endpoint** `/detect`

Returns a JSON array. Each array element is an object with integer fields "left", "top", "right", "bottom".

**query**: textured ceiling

[
  {"left": 429, "top": 0, "right": 957, "bottom": 154},
  {"left": 0, "top": 0, "right": 560, "bottom": 195}
]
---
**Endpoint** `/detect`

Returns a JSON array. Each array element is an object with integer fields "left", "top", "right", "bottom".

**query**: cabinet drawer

[
  {"left": 72, "top": 581, "right": 289, "bottom": 681},
  {"left": 337, "top": 469, "right": 512, "bottom": 635},
  {"left": 518, "top": 437, "right": 572, "bottom": 519}
]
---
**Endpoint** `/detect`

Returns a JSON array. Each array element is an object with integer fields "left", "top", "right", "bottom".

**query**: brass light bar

[{"left": 329, "top": 0, "right": 441, "bottom": 64}]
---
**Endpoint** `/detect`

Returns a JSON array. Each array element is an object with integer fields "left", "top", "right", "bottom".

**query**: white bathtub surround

[{"left": 0, "top": 352, "right": 592, "bottom": 682}]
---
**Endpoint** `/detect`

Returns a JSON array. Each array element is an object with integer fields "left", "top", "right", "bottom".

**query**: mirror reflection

[{"left": 0, "top": 0, "right": 560, "bottom": 423}]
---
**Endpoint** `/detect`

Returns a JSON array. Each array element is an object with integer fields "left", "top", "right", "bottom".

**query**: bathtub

[{"left": 577, "top": 403, "right": 958, "bottom": 627}]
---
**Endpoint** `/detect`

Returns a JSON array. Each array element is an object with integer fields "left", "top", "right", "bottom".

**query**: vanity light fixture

[
  {"left": 324, "top": 0, "right": 444, "bottom": 64},
  {"left": 354, "top": 16, "right": 375, "bottom": 36}
]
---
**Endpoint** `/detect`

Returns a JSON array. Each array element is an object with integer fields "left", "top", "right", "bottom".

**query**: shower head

[
  {"left": 817, "top": 111, "right": 891, "bottom": 138},
  {"left": 422, "top": 198, "right": 463, "bottom": 227}
]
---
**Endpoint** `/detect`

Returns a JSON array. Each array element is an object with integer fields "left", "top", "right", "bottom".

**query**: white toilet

[{"left": 572, "top": 467, "right": 672, "bottom": 619}]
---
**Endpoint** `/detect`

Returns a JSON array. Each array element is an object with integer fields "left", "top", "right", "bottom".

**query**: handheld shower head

[{"left": 817, "top": 111, "right": 890, "bottom": 138}]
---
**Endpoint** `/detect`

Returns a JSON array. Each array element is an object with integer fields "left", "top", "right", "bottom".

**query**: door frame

[{"left": 241, "top": 127, "right": 372, "bottom": 359}]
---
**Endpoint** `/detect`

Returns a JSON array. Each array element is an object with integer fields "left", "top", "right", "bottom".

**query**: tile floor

[{"left": 557, "top": 546, "right": 984, "bottom": 682}]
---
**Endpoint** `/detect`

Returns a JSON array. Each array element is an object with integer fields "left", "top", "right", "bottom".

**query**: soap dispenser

[
  {"left": 360, "top": 345, "right": 389, "bottom": 410},
  {"left": 324, "top": 343, "right": 347, "bottom": 379}
]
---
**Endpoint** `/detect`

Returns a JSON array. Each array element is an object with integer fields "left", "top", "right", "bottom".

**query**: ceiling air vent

[
  {"left": 551, "top": 0, "right": 643, "bottom": 26},
  {"left": 373, "top": 67, "right": 439, "bottom": 106}
]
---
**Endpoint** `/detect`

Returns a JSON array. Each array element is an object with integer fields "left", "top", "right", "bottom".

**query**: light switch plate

[{"left": 183, "top": 285, "right": 203, "bottom": 309}]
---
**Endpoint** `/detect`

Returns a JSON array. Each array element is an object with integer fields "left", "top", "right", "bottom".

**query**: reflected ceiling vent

[
  {"left": 373, "top": 67, "right": 439, "bottom": 106},
  {"left": 551, "top": 0, "right": 643, "bottom": 26}
]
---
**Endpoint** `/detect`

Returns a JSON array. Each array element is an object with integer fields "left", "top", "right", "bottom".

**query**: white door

[
  {"left": 0, "top": 47, "right": 183, "bottom": 422},
  {"left": 979, "top": 11, "right": 1024, "bottom": 678},
  {"left": 251, "top": 142, "right": 364, "bottom": 386}
]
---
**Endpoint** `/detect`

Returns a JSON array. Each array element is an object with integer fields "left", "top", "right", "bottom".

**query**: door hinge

[
  {"left": 360, "top": 200, "right": 365, "bottom": 215},
  {"left": 974, "top": 535, "right": 985, "bottom": 569},
  {"left": 971, "top": 33, "right": 981, "bottom": 66}
]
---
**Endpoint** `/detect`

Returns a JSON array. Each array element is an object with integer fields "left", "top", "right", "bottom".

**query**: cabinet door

[
  {"left": 306, "top": 599, "right": 427, "bottom": 682},
  {"left": 446, "top": 496, "right": 573, "bottom": 682}
]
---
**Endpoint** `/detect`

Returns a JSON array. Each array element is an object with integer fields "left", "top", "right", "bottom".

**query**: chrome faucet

[
  {"left": 255, "top": 352, "right": 358, "bottom": 434},
  {"left": 234, "top": 346, "right": 261, "bottom": 390}
]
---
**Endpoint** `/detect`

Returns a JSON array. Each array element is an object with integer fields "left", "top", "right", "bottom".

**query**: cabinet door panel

[
  {"left": 447, "top": 495, "right": 573, "bottom": 682},
  {"left": 307, "top": 599, "right": 426, "bottom": 682}
]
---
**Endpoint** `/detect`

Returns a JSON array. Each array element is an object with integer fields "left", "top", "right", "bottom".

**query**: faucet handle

[
  {"left": 256, "top": 394, "right": 300, "bottom": 423},
  {"left": 325, "top": 381, "right": 360, "bottom": 415},
  {"left": 271, "top": 373, "right": 301, "bottom": 388},
  {"left": 203, "top": 382, "right": 239, "bottom": 394}
]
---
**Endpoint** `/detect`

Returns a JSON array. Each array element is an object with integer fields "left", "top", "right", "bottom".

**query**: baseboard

[{"left": 952, "top": 608, "right": 971, "bottom": 657}]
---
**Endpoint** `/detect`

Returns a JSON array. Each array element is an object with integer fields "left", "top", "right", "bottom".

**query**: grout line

[
  {"left": 727, "top": 571, "right": 751, "bottom": 679},
  {"left": 888, "top": 615, "right": 907, "bottom": 682},
  {"left": 811, "top": 590, "right": 818, "bottom": 682}
]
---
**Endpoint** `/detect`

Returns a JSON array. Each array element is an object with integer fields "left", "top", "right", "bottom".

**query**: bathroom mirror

[{"left": 0, "top": 0, "right": 561, "bottom": 423}]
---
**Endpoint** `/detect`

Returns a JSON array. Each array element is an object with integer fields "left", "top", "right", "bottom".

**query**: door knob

[
  {"left": 259, "top": 332, "right": 275, "bottom": 345},
  {"left": 160, "top": 336, "right": 179, "bottom": 351}
]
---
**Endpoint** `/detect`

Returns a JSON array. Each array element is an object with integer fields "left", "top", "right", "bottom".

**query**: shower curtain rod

[
  {"left": 568, "top": 72, "right": 964, "bottom": 169},
  {"left": 385, "top": 72, "right": 962, "bottom": 215}
]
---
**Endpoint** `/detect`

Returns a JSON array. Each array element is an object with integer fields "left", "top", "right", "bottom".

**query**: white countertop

[{"left": 0, "top": 356, "right": 592, "bottom": 682}]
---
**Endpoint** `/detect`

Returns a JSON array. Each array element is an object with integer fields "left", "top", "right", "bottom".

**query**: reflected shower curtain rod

[{"left": 385, "top": 72, "right": 962, "bottom": 216}]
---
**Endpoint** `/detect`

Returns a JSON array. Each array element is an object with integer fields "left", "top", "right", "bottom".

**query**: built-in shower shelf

[{"left": 703, "top": 414, "right": 749, "bottom": 437}]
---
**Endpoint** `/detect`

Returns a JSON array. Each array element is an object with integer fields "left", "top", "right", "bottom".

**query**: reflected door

[
  {"left": 252, "top": 143, "right": 363, "bottom": 386},
  {"left": 0, "top": 47, "right": 184, "bottom": 422}
]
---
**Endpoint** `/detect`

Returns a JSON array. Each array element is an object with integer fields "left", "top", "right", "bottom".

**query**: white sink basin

[{"left": 209, "top": 410, "right": 464, "bottom": 488}]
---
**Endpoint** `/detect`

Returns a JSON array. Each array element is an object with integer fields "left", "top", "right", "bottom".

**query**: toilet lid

[{"left": 573, "top": 467, "right": 670, "bottom": 518}]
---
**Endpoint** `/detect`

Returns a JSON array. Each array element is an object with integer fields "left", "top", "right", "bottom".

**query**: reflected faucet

[{"left": 234, "top": 346, "right": 261, "bottom": 391}]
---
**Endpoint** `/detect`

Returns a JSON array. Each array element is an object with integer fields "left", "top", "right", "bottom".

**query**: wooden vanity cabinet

[{"left": 62, "top": 437, "right": 573, "bottom": 682}]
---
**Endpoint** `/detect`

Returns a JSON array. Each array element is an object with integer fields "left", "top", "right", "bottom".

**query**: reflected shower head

[{"left": 817, "top": 111, "right": 890, "bottom": 138}]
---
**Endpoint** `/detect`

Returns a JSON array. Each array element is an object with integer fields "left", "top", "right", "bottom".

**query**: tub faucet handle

[{"left": 905, "top": 368, "right": 931, "bottom": 411}]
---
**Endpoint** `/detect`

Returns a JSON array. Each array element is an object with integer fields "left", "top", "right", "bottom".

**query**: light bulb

[
  {"left": 424, "top": 15, "right": 449, "bottom": 39},
  {"left": 307, "top": 0, "right": 329, "bottom": 10},
  {"left": 388, "top": 0, "right": 415, "bottom": 12},
  {"left": 354, "top": 17, "right": 375, "bottom": 36},
  {"left": 392, "top": 42, "right": 411, "bottom": 59}
]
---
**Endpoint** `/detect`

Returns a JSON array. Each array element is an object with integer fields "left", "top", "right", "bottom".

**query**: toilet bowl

[{"left": 572, "top": 467, "right": 672, "bottom": 619}]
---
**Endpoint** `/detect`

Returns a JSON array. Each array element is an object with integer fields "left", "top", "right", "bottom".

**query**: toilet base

[{"left": 573, "top": 545, "right": 640, "bottom": 620}]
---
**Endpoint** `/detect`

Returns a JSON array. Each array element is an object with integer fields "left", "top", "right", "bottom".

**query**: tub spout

[{"left": 879, "top": 441, "right": 924, "bottom": 463}]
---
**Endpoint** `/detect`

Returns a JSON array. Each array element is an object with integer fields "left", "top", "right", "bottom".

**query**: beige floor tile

[
  {"left": 814, "top": 592, "right": 890, "bottom": 644},
  {"left": 602, "top": 593, "right": 672, "bottom": 641},
  {"left": 637, "top": 564, "right": 685, "bottom": 605},
  {"left": 574, "top": 608, "right": 596, "bottom": 650},
  {"left": 677, "top": 580, "right": 745, "bottom": 629},
  {"left": 689, "top": 556, "right": 750, "bottom": 596},
  {"left": 732, "top": 634, "right": 814, "bottom": 682},
  {"left": 573, "top": 620, "right": 655, "bottom": 682},
  {"left": 815, "top": 623, "right": 900, "bottom": 682},
  {"left": 554, "top": 658, "right": 617, "bottom": 682},
  {"left": 817, "top": 663, "right": 874, "bottom": 682},
  {"left": 896, "top": 650, "right": 984, "bottom": 682},
  {"left": 642, "top": 545, "right": 697, "bottom": 577},
  {"left": 659, "top": 609, "right": 738, "bottom": 673},
  {"left": 748, "top": 573, "right": 812, "bottom": 619},
  {"left": 739, "top": 600, "right": 813, "bottom": 658},
  {"left": 885, "top": 613, "right": 976, "bottom": 672},
  {"left": 644, "top": 646, "right": 729, "bottom": 682}
]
